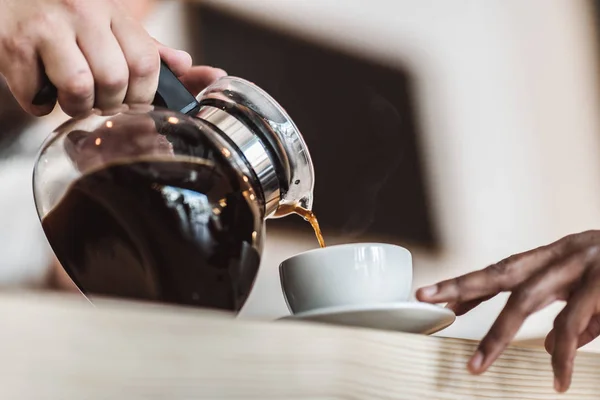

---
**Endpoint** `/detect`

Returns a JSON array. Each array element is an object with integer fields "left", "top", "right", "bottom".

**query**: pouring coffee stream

[
  {"left": 276, "top": 204, "right": 326, "bottom": 248},
  {"left": 33, "top": 61, "right": 320, "bottom": 311}
]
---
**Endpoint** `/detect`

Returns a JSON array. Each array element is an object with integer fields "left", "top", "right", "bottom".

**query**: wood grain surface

[{"left": 1, "top": 292, "right": 599, "bottom": 399}]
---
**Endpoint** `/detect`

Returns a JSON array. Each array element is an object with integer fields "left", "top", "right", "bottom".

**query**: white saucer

[{"left": 278, "top": 302, "right": 455, "bottom": 335}]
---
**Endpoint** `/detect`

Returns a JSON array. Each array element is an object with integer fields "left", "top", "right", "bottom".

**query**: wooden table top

[{"left": 1, "top": 292, "right": 599, "bottom": 399}]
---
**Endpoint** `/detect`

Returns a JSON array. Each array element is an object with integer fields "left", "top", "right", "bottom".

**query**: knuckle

[
  {"left": 561, "top": 232, "right": 580, "bottom": 243},
  {"left": 28, "top": 12, "right": 61, "bottom": 34},
  {"left": 62, "top": 73, "right": 94, "bottom": 99},
  {"left": 584, "top": 245, "right": 600, "bottom": 262},
  {"left": 486, "top": 258, "right": 519, "bottom": 291},
  {"left": 452, "top": 276, "right": 468, "bottom": 302},
  {"left": 129, "top": 50, "right": 159, "bottom": 79},
  {"left": 487, "top": 260, "right": 509, "bottom": 277},
  {"left": 96, "top": 72, "right": 128, "bottom": 93},
  {"left": 0, "top": 36, "right": 33, "bottom": 62},
  {"left": 546, "top": 242, "right": 565, "bottom": 260},
  {"left": 492, "top": 253, "right": 522, "bottom": 275},
  {"left": 560, "top": 230, "right": 599, "bottom": 252},
  {"left": 552, "top": 234, "right": 579, "bottom": 255},
  {"left": 580, "top": 230, "right": 600, "bottom": 240}
]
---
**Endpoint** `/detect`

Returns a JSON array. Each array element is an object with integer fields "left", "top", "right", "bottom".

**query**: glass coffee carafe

[{"left": 32, "top": 63, "right": 315, "bottom": 312}]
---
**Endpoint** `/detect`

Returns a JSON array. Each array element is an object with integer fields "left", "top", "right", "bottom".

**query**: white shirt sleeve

[{"left": 0, "top": 155, "right": 53, "bottom": 287}]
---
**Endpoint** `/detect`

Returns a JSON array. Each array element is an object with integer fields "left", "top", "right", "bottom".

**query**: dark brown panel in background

[{"left": 188, "top": 6, "right": 439, "bottom": 249}]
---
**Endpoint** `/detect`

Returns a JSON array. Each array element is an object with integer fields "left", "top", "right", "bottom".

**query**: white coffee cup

[{"left": 279, "top": 243, "right": 413, "bottom": 314}]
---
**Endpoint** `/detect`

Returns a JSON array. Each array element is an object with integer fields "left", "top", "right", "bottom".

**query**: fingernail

[
  {"left": 420, "top": 285, "right": 438, "bottom": 298},
  {"left": 214, "top": 68, "right": 228, "bottom": 77},
  {"left": 554, "top": 377, "right": 561, "bottom": 392},
  {"left": 468, "top": 351, "right": 484, "bottom": 373},
  {"left": 176, "top": 50, "right": 192, "bottom": 60}
]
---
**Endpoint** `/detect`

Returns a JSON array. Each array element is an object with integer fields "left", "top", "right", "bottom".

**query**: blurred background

[{"left": 2, "top": 0, "right": 600, "bottom": 347}]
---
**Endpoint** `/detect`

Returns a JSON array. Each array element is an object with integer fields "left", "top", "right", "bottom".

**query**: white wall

[{"left": 194, "top": 0, "right": 600, "bottom": 343}]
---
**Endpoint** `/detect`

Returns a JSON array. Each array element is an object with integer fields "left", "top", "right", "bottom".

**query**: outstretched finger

[
  {"left": 416, "top": 238, "right": 572, "bottom": 305},
  {"left": 549, "top": 267, "right": 600, "bottom": 392}
]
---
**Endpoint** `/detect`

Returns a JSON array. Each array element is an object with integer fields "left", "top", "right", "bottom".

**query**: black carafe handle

[{"left": 32, "top": 61, "right": 200, "bottom": 116}]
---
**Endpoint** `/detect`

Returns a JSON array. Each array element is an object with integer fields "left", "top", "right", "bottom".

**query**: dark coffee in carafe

[{"left": 42, "top": 126, "right": 263, "bottom": 311}]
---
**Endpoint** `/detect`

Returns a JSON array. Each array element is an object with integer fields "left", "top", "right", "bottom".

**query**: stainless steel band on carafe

[
  {"left": 196, "top": 77, "right": 315, "bottom": 219},
  {"left": 197, "top": 106, "right": 281, "bottom": 217}
]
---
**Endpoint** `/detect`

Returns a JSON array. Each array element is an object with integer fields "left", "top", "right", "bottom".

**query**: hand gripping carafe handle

[{"left": 32, "top": 61, "right": 200, "bottom": 116}]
